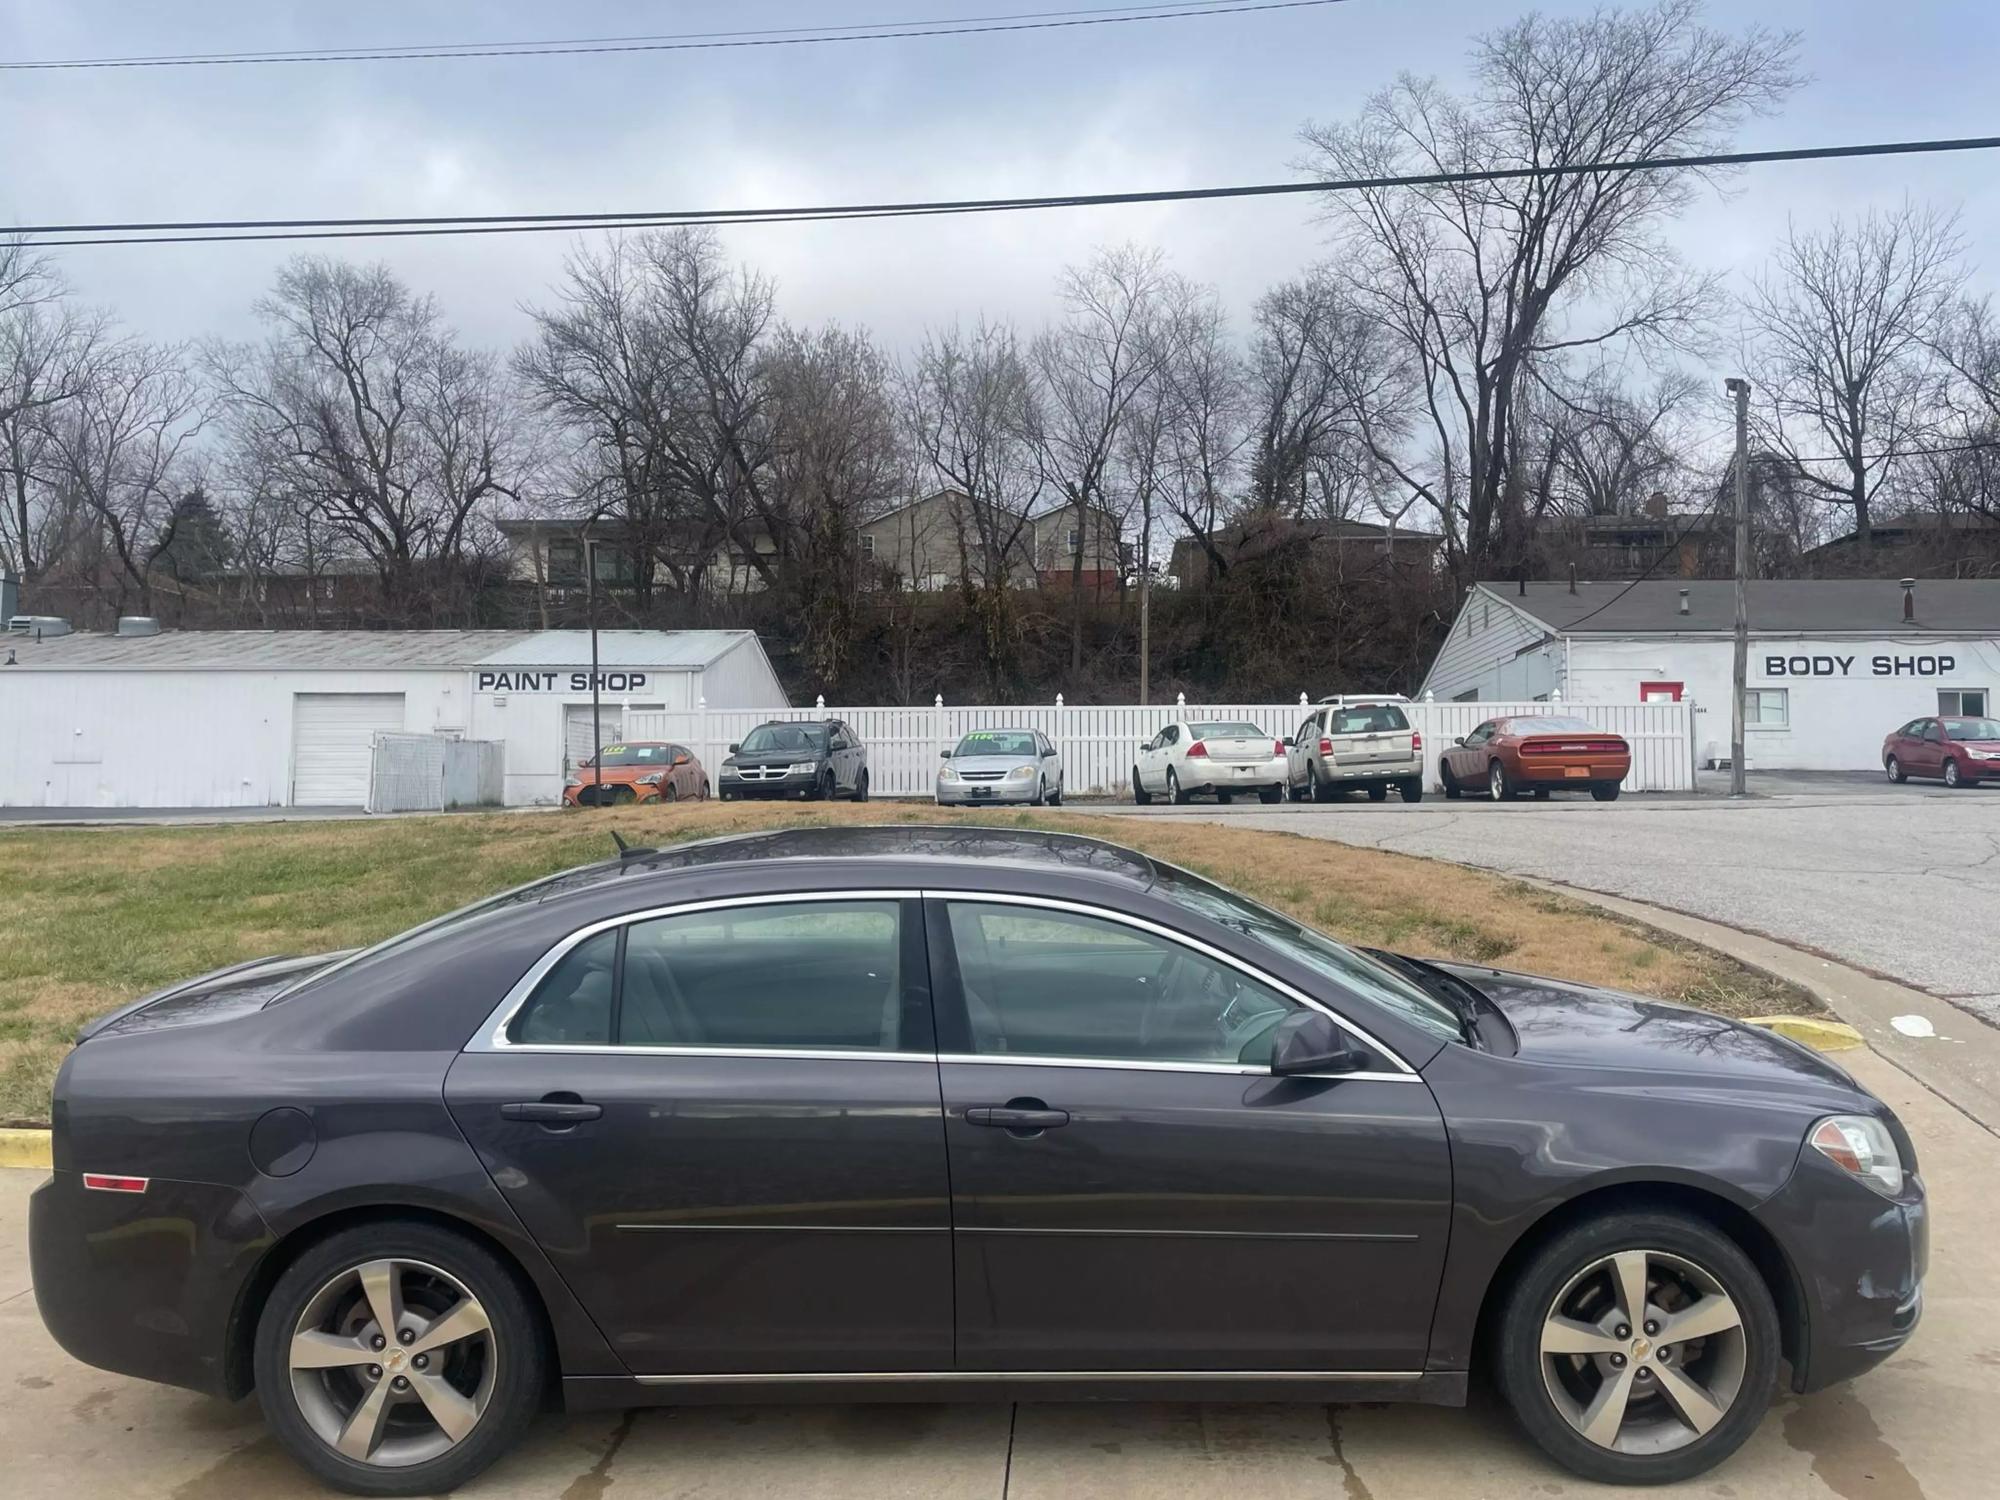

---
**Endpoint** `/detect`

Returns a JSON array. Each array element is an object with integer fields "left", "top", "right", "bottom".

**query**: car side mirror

[
  {"left": 728, "top": 743, "right": 741, "bottom": 754},
  {"left": 1042, "top": 746, "right": 1058, "bottom": 757},
  {"left": 1282, "top": 736, "right": 1294, "bottom": 748},
  {"left": 1269, "top": 1011, "right": 1364, "bottom": 1078},
  {"left": 940, "top": 749, "right": 952, "bottom": 759},
  {"left": 1453, "top": 736, "right": 1466, "bottom": 747},
  {"left": 672, "top": 754, "right": 688, "bottom": 767}
]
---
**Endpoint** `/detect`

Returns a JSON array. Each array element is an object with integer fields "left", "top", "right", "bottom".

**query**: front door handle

[
  {"left": 500, "top": 1097, "right": 603, "bottom": 1126},
  {"left": 965, "top": 1104, "right": 1070, "bottom": 1131}
]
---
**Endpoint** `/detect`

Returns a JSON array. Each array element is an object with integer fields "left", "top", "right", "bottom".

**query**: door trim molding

[
  {"left": 955, "top": 1225, "right": 1419, "bottom": 1243},
  {"left": 631, "top": 1368, "right": 1426, "bottom": 1386}
]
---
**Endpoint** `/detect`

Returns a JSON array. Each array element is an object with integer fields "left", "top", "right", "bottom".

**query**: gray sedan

[{"left": 936, "top": 728, "right": 1064, "bottom": 805}]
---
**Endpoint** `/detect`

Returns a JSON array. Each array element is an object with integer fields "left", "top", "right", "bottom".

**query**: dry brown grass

[{"left": 0, "top": 802, "right": 1812, "bottom": 1121}]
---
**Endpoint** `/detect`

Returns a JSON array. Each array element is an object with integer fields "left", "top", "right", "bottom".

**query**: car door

[
  {"left": 1038, "top": 732, "right": 1062, "bottom": 794},
  {"left": 927, "top": 895, "right": 1451, "bottom": 1372},
  {"left": 1911, "top": 720, "right": 1942, "bottom": 777},
  {"left": 444, "top": 893, "right": 953, "bottom": 1374},
  {"left": 842, "top": 722, "right": 867, "bottom": 791},
  {"left": 1450, "top": 721, "right": 1491, "bottom": 780}
]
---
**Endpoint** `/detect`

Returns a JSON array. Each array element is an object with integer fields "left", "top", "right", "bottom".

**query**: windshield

[
  {"left": 739, "top": 723, "right": 826, "bottom": 755},
  {"left": 956, "top": 730, "right": 1037, "bottom": 757},
  {"left": 1330, "top": 705, "right": 1409, "bottom": 734},
  {"left": 1943, "top": 717, "right": 2000, "bottom": 740},
  {"left": 1149, "top": 866, "right": 1463, "bottom": 1045},
  {"left": 1189, "top": 721, "right": 1266, "bottom": 740},
  {"left": 593, "top": 743, "right": 673, "bottom": 767}
]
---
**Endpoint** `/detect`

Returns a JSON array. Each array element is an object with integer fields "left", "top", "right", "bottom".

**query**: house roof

[
  {"left": 1482, "top": 579, "right": 2000, "bottom": 636},
  {"left": 1, "top": 628, "right": 761, "bottom": 672},
  {"left": 1803, "top": 511, "right": 2000, "bottom": 554}
]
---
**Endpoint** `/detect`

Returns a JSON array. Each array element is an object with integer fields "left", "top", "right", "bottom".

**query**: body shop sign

[
  {"left": 1763, "top": 653, "right": 1955, "bottom": 678},
  {"left": 477, "top": 670, "right": 650, "bottom": 692}
]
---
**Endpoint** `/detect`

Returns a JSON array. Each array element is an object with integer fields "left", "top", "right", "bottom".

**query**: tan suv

[{"left": 1285, "top": 698, "right": 1424, "bottom": 802}]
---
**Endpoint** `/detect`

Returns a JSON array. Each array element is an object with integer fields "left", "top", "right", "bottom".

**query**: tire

[
  {"left": 1217, "top": 790, "right": 1234, "bottom": 804},
  {"left": 854, "top": 770, "right": 870, "bottom": 803},
  {"left": 719, "top": 788, "right": 736, "bottom": 802},
  {"left": 1591, "top": 783, "right": 1622, "bottom": 802},
  {"left": 1494, "top": 1210, "right": 1779, "bottom": 1487},
  {"left": 1259, "top": 785, "right": 1283, "bottom": 804},
  {"left": 810, "top": 771, "right": 834, "bottom": 802},
  {"left": 1441, "top": 761, "right": 1462, "bottom": 800},
  {"left": 663, "top": 784, "right": 679, "bottom": 803},
  {"left": 612, "top": 785, "right": 636, "bottom": 805},
  {"left": 1366, "top": 784, "right": 1389, "bottom": 803},
  {"left": 253, "top": 1220, "right": 546, "bottom": 1497},
  {"left": 1885, "top": 755, "right": 1906, "bottom": 784},
  {"left": 1168, "top": 769, "right": 1192, "bottom": 805},
  {"left": 1944, "top": 758, "right": 1963, "bottom": 789},
  {"left": 699, "top": 780, "right": 710, "bottom": 801},
  {"left": 1489, "top": 760, "right": 1514, "bottom": 801},
  {"left": 1031, "top": 778, "right": 1046, "bottom": 806},
  {"left": 1132, "top": 768, "right": 1152, "bottom": 806},
  {"left": 1049, "top": 779, "right": 1063, "bottom": 807},
  {"left": 1400, "top": 777, "right": 1424, "bottom": 804}
]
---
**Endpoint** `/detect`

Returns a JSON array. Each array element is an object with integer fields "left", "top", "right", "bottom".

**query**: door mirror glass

[
  {"left": 727, "top": 742, "right": 741, "bottom": 754},
  {"left": 1282, "top": 736, "right": 1294, "bottom": 748},
  {"left": 1453, "top": 736, "right": 1466, "bottom": 747},
  {"left": 1269, "top": 1011, "right": 1363, "bottom": 1077},
  {"left": 940, "top": 749, "right": 952, "bottom": 759},
  {"left": 1042, "top": 746, "right": 1058, "bottom": 757},
  {"left": 672, "top": 754, "right": 688, "bottom": 767}
]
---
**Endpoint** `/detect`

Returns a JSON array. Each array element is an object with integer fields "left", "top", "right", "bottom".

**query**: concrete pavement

[
  {"left": 2, "top": 1042, "right": 1993, "bottom": 1498},
  {"left": 1093, "top": 781, "right": 2000, "bottom": 1028}
]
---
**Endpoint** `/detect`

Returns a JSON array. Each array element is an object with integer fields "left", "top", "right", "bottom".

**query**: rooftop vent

[
  {"left": 1678, "top": 588, "right": 1691, "bottom": 616},
  {"left": 1901, "top": 578, "right": 1916, "bottom": 622},
  {"left": 7, "top": 615, "right": 71, "bottom": 638},
  {"left": 115, "top": 616, "right": 161, "bottom": 637}
]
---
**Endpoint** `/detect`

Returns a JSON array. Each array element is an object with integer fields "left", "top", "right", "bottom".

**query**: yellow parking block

[
  {"left": 1745, "top": 1015, "right": 1865, "bottom": 1052},
  {"left": 0, "top": 1128, "right": 53, "bottom": 1170}
]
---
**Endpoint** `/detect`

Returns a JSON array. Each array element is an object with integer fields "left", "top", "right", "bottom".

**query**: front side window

[
  {"left": 1922, "top": 722, "right": 1944, "bottom": 743},
  {"left": 509, "top": 931, "right": 618, "bottom": 1044},
  {"left": 621, "top": 901, "right": 903, "bottom": 1051},
  {"left": 946, "top": 902, "right": 1299, "bottom": 1067}
]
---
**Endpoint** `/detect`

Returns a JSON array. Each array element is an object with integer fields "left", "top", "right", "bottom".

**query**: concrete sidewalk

[{"left": 2, "top": 1043, "right": 1992, "bottom": 1499}]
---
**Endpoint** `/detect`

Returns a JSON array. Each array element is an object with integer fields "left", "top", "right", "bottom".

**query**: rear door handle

[
  {"left": 965, "top": 1106, "right": 1070, "bottom": 1130},
  {"left": 500, "top": 1099, "right": 603, "bottom": 1125}
]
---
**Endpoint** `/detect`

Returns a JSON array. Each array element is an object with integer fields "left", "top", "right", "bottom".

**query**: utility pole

[
  {"left": 585, "top": 533, "right": 604, "bottom": 801},
  {"left": 1725, "top": 378, "right": 1751, "bottom": 798},
  {"left": 1137, "top": 511, "right": 1152, "bottom": 706}
]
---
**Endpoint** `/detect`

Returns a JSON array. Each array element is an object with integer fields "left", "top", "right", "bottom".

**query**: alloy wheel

[
  {"left": 287, "top": 1258, "right": 497, "bottom": 1469},
  {"left": 1489, "top": 762, "right": 1508, "bottom": 800},
  {"left": 1885, "top": 756, "right": 1903, "bottom": 783},
  {"left": 1945, "top": 759, "right": 1962, "bottom": 788},
  {"left": 1539, "top": 1248, "right": 1747, "bottom": 1457}
]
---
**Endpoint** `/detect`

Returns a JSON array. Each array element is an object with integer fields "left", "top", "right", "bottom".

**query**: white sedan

[{"left": 1132, "top": 720, "right": 1287, "bottom": 805}]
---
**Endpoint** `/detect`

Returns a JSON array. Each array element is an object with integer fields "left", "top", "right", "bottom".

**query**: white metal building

[
  {"left": 1422, "top": 579, "right": 2000, "bottom": 771},
  {"left": 0, "top": 628, "right": 786, "bottom": 809}
]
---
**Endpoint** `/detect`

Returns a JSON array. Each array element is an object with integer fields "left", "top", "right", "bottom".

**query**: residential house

[
  {"left": 856, "top": 490, "right": 1126, "bottom": 592},
  {"left": 497, "top": 517, "right": 780, "bottom": 600},
  {"left": 1169, "top": 513, "right": 1442, "bottom": 589},
  {"left": 1800, "top": 511, "right": 2000, "bottom": 578},
  {"left": 1530, "top": 495, "right": 1734, "bottom": 581}
]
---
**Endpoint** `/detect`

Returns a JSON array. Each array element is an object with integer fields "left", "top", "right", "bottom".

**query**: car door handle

[
  {"left": 965, "top": 1105, "right": 1070, "bottom": 1130},
  {"left": 500, "top": 1099, "right": 603, "bottom": 1125}
]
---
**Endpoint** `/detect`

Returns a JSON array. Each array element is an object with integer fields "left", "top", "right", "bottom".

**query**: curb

[
  {"left": 1744, "top": 1015, "right": 1866, "bottom": 1052},
  {"left": 0, "top": 1128, "right": 52, "bottom": 1171}
]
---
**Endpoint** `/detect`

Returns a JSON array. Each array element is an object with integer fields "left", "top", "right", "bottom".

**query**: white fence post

[{"left": 815, "top": 693, "right": 826, "bottom": 711}]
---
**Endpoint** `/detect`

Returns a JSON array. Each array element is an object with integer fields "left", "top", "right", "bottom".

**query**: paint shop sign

[
  {"left": 476, "top": 670, "right": 651, "bottom": 692},
  {"left": 1763, "top": 653, "right": 1956, "bottom": 679}
]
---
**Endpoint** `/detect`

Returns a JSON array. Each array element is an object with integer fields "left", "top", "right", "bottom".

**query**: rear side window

[
  {"left": 1329, "top": 706, "right": 1409, "bottom": 734},
  {"left": 620, "top": 900, "right": 904, "bottom": 1051}
]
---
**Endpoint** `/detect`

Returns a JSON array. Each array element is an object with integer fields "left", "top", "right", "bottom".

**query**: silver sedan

[{"left": 936, "top": 728, "right": 1065, "bottom": 806}]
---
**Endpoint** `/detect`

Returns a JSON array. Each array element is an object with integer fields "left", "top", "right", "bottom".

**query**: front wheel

[
  {"left": 1495, "top": 1211, "right": 1778, "bottom": 1486},
  {"left": 1885, "top": 755, "right": 1906, "bottom": 784},
  {"left": 1132, "top": 768, "right": 1152, "bottom": 806},
  {"left": 1591, "top": 783, "right": 1622, "bottom": 802},
  {"left": 1440, "top": 761, "right": 1462, "bottom": 800},
  {"left": 1048, "top": 778, "right": 1063, "bottom": 807},
  {"left": 1944, "top": 758, "right": 1964, "bottom": 789},
  {"left": 1399, "top": 777, "right": 1424, "bottom": 804},
  {"left": 253, "top": 1221, "right": 546, "bottom": 1497},
  {"left": 1168, "top": 769, "right": 1191, "bottom": 805}
]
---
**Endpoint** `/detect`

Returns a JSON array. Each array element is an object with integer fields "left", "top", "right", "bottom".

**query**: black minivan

[{"left": 717, "top": 718, "right": 869, "bottom": 801}]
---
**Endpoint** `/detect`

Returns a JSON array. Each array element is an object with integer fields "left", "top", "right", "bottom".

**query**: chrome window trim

[
  {"left": 466, "top": 889, "right": 923, "bottom": 1054},
  {"left": 926, "top": 889, "right": 1419, "bottom": 1077},
  {"left": 463, "top": 886, "right": 1421, "bottom": 1080}
]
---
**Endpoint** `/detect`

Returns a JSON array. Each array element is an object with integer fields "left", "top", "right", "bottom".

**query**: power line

[
  {"left": 15, "top": 135, "right": 2000, "bottom": 250},
  {"left": 0, "top": 1, "right": 1349, "bottom": 71},
  {"left": 1781, "top": 437, "right": 2000, "bottom": 465}
]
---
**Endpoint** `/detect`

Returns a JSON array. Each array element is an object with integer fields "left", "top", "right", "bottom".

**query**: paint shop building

[
  {"left": 0, "top": 626, "right": 786, "bottom": 809},
  {"left": 1421, "top": 579, "right": 2000, "bottom": 771}
]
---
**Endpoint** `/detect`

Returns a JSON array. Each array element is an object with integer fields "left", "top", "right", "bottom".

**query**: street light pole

[{"left": 1724, "top": 377, "right": 1752, "bottom": 799}]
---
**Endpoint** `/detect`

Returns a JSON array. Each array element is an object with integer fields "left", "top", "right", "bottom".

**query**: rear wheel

[
  {"left": 1591, "top": 783, "right": 1622, "bottom": 802},
  {"left": 1259, "top": 785, "right": 1283, "bottom": 804},
  {"left": 1217, "top": 790, "right": 1234, "bottom": 804},
  {"left": 1132, "top": 768, "right": 1152, "bottom": 806},
  {"left": 1885, "top": 755, "right": 1906, "bottom": 784},
  {"left": 1168, "top": 769, "right": 1192, "bottom": 805},
  {"left": 1495, "top": 1211, "right": 1778, "bottom": 1486},
  {"left": 699, "top": 779, "right": 710, "bottom": 801},
  {"left": 1366, "top": 784, "right": 1389, "bottom": 803},
  {"left": 1440, "top": 761, "right": 1462, "bottom": 800},
  {"left": 1489, "top": 760, "right": 1514, "bottom": 801},
  {"left": 853, "top": 769, "right": 870, "bottom": 803},
  {"left": 254, "top": 1221, "right": 545, "bottom": 1497},
  {"left": 1399, "top": 777, "right": 1424, "bottom": 804}
]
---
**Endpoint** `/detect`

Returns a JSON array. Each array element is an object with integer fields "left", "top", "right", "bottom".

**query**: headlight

[
  {"left": 636, "top": 772, "right": 664, "bottom": 785},
  {"left": 788, "top": 761, "right": 819, "bottom": 775},
  {"left": 1809, "top": 1114, "right": 1904, "bottom": 1196},
  {"left": 939, "top": 766, "right": 959, "bottom": 781},
  {"left": 720, "top": 763, "right": 741, "bottom": 777},
  {"left": 1008, "top": 765, "right": 1036, "bottom": 779}
]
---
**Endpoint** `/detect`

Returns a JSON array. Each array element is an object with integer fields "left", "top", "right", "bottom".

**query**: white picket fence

[{"left": 624, "top": 697, "right": 1697, "bottom": 798}]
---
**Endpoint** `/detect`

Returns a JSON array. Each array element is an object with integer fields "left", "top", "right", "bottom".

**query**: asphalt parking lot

[
  {"left": 1, "top": 1044, "right": 1989, "bottom": 1499},
  {"left": 1097, "top": 775, "right": 2000, "bottom": 1028}
]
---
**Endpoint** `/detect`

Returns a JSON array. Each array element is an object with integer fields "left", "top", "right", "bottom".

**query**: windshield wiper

[{"left": 1361, "top": 948, "right": 1485, "bottom": 1048}]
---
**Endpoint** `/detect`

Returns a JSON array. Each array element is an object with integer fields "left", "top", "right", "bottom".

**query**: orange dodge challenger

[
  {"left": 564, "top": 742, "right": 710, "bottom": 806},
  {"left": 1438, "top": 715, "right": 1631, "bottom": 802}
]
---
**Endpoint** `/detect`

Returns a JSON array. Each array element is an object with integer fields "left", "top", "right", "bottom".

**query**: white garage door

[{"left": 292, "top": 693, "right": 406, "bottom": 805}]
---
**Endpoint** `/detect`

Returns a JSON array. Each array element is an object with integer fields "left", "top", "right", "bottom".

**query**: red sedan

[
  {"left": 1440, "top": 716, "right": 1632, "bottom": 802},
  {"left": 1882, "top": 715, "right": 2000, "bottom": 789}
]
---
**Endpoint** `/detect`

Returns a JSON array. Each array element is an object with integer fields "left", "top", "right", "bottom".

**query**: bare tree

[
  {"left": 1300, "top": 0, "right": 1799, "bottom": 579},
  {"left": 208, "top": 257, "right": 520, "bottom": 621},
  {"left": 1156, "top": 287, "right": 1247, "bottom": 584},
  {"left": 1745, "top": 202, "right": 1966, "bottom": 550}
]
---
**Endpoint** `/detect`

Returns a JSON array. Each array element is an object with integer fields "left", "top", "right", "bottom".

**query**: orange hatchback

[
  {"left": 564, "top": 742, "right": 709, "bottom": 807},
  {"left": 1439, "top": 715, "right": 1631, "bottom": 802}
]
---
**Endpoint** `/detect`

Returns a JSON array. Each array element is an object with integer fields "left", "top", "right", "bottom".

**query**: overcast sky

[{"left": 4, "top": 0, "right": 1996, "bottom": 358}]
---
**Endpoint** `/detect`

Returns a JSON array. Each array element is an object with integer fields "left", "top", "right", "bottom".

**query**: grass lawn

[{"left": 0, "top": 803, "right": 1814, "bottom": 1121}]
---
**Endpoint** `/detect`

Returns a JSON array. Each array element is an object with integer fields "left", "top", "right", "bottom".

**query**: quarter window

[{"left": 944, "top": 902, "right": 1299, "bottom": 1067}]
